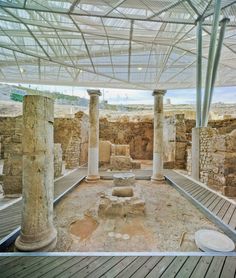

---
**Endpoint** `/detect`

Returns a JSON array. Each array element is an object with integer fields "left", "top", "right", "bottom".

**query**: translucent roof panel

[{"left": 0, "top": 0, "right": 235, "bottom": 90}]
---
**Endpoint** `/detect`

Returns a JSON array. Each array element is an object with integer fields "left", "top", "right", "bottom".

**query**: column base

[
  {"left": 15, "top": 228, "right": 57, "bottom": 252},
  {"left": 86, "top": 175, "right": 100, "bottom": 183},
  {"left": 151, "top": 175, "right": 165, "bottom": 182}
]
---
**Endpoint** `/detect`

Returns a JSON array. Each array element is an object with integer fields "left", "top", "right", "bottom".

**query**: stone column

[
  {"left": 15, "top": 95, "right": 57, "bottom": 252},
  {"left": 151, "top": 90, "right": 166, "bottom": 181},
  {"left": 86, "top": 90, "right": 101, "bottom": 182}
]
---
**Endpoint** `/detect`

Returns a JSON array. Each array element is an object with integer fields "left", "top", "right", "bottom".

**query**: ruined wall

[
  {"left": 0, "top": 116, "right": 22, "bottom": 195},
  {"left": 199, "top": 128, "right": 218, "bottom": 184},
  {"left": 99, "top": 117, "right": 178, "bottom": 163},
  {"left": 99, "top": 117, "right": 153, "bottom": 160},
  {"left": 99, "top": 115, "right": 186, "bottom": 168},
  {"left": 174, "top": 114, "right": 187, "bottom": 169},
  {"left": 0, "top": 116, "right": 22, "bottom": 159},
  {"left": 185, "top": 118, "right": 236, "bottom": 135},
  {"left": 0, "top": 111, "right": 88, "bottom": 194},
  {"left": 187, "top": 127, "right": 236, "bottom": 197},
  {"left": 208, "top": 130, "right": 236, "bottom": 197},
  {"left": 54, "top": 111, "right": 89, "bottom": 168},
  {"left": 54, "top": 143, "right": 64, "bottom": 178}
]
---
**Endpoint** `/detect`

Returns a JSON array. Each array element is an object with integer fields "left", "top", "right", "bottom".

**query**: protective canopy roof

[{"left": 0, "top": 0, "right": 235, "bottom": 90}]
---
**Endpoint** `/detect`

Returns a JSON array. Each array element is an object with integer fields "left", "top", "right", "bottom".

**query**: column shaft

[
  {"left": 151, "top": 90, "right": 166, "bottom": 181},
  {"left": 15, "top": 95, "right": 57, "bottom": 251},
  {"left": 87, "top": 90, "right": 101, "bottom": 182}
]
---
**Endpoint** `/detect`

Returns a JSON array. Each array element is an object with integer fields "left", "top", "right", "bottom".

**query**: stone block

[
  {"left": 111, "top": 144, "right": 130, "bottom": 156},
  {"left": 2, "top": 175, "right": 22, "bottom": 195},
  {"left": 225, "top": 174, "right": 236, "bottom": 187},
  {"left": 110, "top": 155, "right": 132, "bottom": 170},
  {"left": 131, "top": 160, "right": 141, "bottom": 169},
  {"left": 223, "top": 186, "right": 236, "bottom": 197},
  {"left": 112, "top": 187, "right": 134, "bottom": 197},
  {"left": 99, "top": 140, "right": 112, "bottom": 164}
]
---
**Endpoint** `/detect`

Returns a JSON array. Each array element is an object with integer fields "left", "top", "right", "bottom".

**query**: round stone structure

[
  {"left": 113, "top": 173, "right": 135, "bottom": 187},
  {"left": 195, "top": 229, "right": 235, "bottom": 252}
]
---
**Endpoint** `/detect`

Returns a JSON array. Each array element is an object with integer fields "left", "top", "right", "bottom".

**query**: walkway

[
  {"left": 0, "top": 168, "right": 86, "bottom": 249},
  {"left": 165, "top": 170, "right": 236, "bottom": 242}
]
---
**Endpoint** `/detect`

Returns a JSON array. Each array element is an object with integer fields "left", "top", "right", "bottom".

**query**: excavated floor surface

[{"left": 54, "top": 180, "right": 219, "bottom": 252}]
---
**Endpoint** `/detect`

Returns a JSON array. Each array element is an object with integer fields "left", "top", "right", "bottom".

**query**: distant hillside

[{"left": 0, "top": 84, "right": 89, "bottom": 107}]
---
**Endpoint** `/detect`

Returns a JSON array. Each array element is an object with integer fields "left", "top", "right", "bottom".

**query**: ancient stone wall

[
  {"left": 0, "top": 116, "right": 22, "bottom": 159},
  {"left": 54, "top": 111, "right": 89, "bottom": 168},
  {"left": 0, "top": 116, "right": 23, "bottom": 195},
  {"left": 185, "top": 118, "right": 236, "bottom": 135},
  {"left": 199, "top": 128, "right": 218, "bottom": 184},
  {"left": 54, "top": 143, "right": 64, "bottom": 178},
  {"left": 187, "top": 126, "right": 236, "bottom": 197},
  {"left": 99, "top": 117, "right": 177, "bottom": 163},
  {"left": 99, "top": 117, "right": 153, "bottom": 160},
  {"left": 208, "top": 130, "right": 236, "bottom": 197},
  {"left": 0, "top": 112, "right": 88, "bottom": 194},
  {"left": 174, "top": 114, "right": 187, "bottom": 169}
]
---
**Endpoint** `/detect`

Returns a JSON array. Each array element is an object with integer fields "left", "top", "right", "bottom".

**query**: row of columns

[{"left": 15, "top": 89, "right": 166, "bottom": 252}]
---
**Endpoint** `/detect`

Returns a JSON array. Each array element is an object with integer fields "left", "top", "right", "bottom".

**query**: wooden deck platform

[
  {"left": 0, "top": 253, "right": 235, "bottom": 277},
  {"left": 0, "top": 168, "right": 86, "bottom": 249},
  {"left": 164, "top": 170, "right": 236, "bottom": 242}
]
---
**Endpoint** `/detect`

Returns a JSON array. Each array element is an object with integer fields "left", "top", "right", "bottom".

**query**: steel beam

[
  {"left": 196, "top": 18, "right": 203, "bottom": 127},
  {"left": 207, "top": 18, "right": 230, "bottom": 113},
  {"left": 202, "top": 0, "right": 222, "bottom": 127}
]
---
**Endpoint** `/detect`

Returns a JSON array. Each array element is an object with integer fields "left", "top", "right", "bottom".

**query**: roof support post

[
  {"left": 202, "top": 0, "right": 222, "bottom": 127},
  {"left": 196, "top": 18, "right": 203, "bottom": 127},
  {"left": 207, "top": 18, "right": 230, "bottom": 113}
]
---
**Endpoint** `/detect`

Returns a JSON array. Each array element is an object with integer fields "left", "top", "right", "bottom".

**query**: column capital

[
  {"left": 152, "top": 89, "right": 166, "bottom": 96},
  {"left": 87, "top": 89, "right": 102, "bottom": 97}
]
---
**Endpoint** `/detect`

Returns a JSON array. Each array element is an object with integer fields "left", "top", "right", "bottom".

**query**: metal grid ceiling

[{"left": 0, "top": 0, "right": 235, "bottom": 90}]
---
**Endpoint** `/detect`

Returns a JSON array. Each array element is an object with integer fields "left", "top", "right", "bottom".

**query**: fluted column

[
  {"left": 86, "top": 90, "right": 101, "bottom": 182},
  {"left": 151, "top": 90, "right": 166, "bottom": 182},
  {"left": 15, "top": 95, "right": 57, "bottom": 251}
]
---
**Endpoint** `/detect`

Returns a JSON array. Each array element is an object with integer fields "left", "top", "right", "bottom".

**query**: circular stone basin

[
  {"left": 113, "top": 173, "right": 135, "bottom": 187},
  {"left": 195, "top": 229, "right": 235, "bottom": 252}
]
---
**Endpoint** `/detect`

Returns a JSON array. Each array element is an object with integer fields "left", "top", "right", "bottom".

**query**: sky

[{"left": 4, "top": 82, "right": 236, "bottom": 105}]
